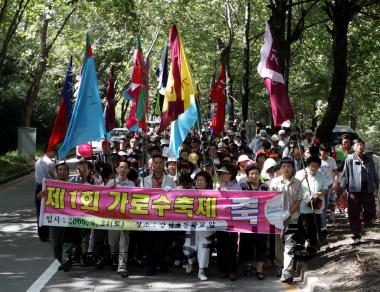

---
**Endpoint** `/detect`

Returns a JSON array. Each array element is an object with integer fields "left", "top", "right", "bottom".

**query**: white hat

[
  {"left": 278, "top": 129, "right": 286, "bottom": 136},
  {"left": 271, "top": 134, "right": 280, "bottom": 142},
  {"left": 305, "top": 129, "right": 313, "bottom": 135},
  {"left": 237, "top": 154, "right": 254, "bottom": 164}
]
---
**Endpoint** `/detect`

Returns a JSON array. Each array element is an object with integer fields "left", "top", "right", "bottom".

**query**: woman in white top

[{"left": 183, "top": 171, "right": 214, "bottom": 281}]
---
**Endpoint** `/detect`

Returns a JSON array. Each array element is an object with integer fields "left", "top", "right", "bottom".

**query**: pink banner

[{"left": 40, "top": 179, "right": 283, "bottom": 234}]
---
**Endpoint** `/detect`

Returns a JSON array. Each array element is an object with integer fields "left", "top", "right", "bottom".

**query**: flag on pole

[
  {"left": 46, "top": 57, "right": 73, "bottom": 153},
  {"left": 162, "top": 24, "right": 198, "bottom": 158},
  {"left": 257, "top": 22, "right": 294, "bottom": 126},
  {"left": 154, "top": 45, "right": 169, "bottom": 116},
  {"left": 126, "top": 37, "right": 149, "bottom": 132},
  {"left": 58, "top": 33, "right": 106, "bottom": 159},
  {"left": 104, "top": 69, "right": 117, "bottom": 133},
  {"left": 210, "top": 60, "right": 226, "bottom": 136}
]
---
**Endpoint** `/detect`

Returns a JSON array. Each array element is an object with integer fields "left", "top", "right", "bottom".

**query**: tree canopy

[{"left": 0, "top": 0, "right": 379, "bottom": 153}]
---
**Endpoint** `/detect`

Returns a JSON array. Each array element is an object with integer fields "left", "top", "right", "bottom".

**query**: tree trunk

[
  {"left": 21, "top": 4, "right": 77, "bottom": 127},
  {"left": 0, "top": 0, "right": 9, "bottom": 25},
  {"left": 21, "top": 13, "right": 49, "bottom": 127},
  {"left": 0, "top": 0, "right": 30, "bottom": 72},
  {"left": 284, "top": 0, "right": 292, "bottom": 86},
  {"left": 316, "top": 0, "right": 361, "bottom": 142},
  {"left": 241, "top": 0, "right": 250, "bottom": 123},
  {"left": 224, "top": 0, "right": 234, "bottom": 122}
]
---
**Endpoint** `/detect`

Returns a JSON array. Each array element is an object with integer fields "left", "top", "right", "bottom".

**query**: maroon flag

[
  {"left": 257, "top": 22, "right": 293, "bottom": 126},
  {"left": 105, "top": 70, "right": 117, "bottom": 132},
  {"left": 210, "top": 61, "right": 226, "bottom": 136},
  {"left": 159, "top": 24, "right": 184, "bottom": 130}
]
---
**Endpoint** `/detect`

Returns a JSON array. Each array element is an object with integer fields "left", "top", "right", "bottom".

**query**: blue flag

[{"left": 58, "top": 34, "right": 106, "bottom": 159}]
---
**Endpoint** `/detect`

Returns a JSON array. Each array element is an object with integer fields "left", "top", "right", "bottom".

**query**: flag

[
  {"left": 125, "top": 37, "right": 149, "bottom": 132},
  {"left": 58, "top": 33, "right": 106, "bottom": 159},
  {"left": 154, "top": 45, "right": 168, "bottom": 116},
  {"left": 104, "top": 69, "right": 117, "bottom": 133},
  {"left": 209, "top": 60, "right": 226, "bottom": 136},
  {"left": 46, "top": 57, "right": 73, "bottom": 153},
  {"left": 164, "top": 24, "right": 198, "bottom": 158},
  {"left": 257, "top": 22, "right": 294, "bottom": 126}
]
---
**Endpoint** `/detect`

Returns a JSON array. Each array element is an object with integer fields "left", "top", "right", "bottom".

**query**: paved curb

[
  {"left": 0, "top": 167, "right": 34, "bottom": 185},
  {"left": 295, "top": 261, "right": 331, "bottom": 292}
]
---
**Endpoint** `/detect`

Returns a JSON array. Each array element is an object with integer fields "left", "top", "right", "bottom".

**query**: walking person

[
  {"left": 143, "top": 154, "right": 176, "bottom": 276},
  {"left": 35, "top": 147, "right": 56, "bottom": 241},
  {"left": 107, "top": 161, "right": 135, "bottom": 277},
  {"left": 270, "top": 157, "right": 303, "bottom": 284},
  {"left": 341, "top": 138, "right": 379, "bottom": 245},
  {"left": 239, "top": 164, "right": 269, "bottom": 280},
  {"left": 215, "top": 162, "right": 241, "bottom": 281},
  {"left": 183, "top": 171, "right": 214, "bottom": 281}
]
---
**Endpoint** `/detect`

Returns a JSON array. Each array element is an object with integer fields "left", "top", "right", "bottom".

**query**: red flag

[
  {"left": 105, "top": 70, "right": 116, "bottom": 132},
  {"left": 257, "top": 22, "right": 293, "bottom": 126},
  {"left": 46, "top": 99, "right": 69, "bottom": 153},
  {"left": 210, "top": 61, "right": 226, "bottom": 136},
  {"left": 126, "top": 38, "right": 148, "bottom": 132},
  {"left": 46, "top": 58, "right": 73, "bottom": 153}
]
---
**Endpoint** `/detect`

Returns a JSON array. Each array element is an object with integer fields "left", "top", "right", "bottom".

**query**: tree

[
  {"left": 21, "top": 2, "right": 78, "bottom": 127},
  {"left": 0, "top": 0, "right": 30, "bottom": 72},
  {"left": 316, "top": 0, "right": 380, "bottom": 142},
  {"left": 241, "top": 0, "right": 250, "bottom": 122}
]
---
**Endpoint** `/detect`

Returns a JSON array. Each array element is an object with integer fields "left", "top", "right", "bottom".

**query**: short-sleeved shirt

[
  {"left": 35, "top": 155, "right": 55, "bottom": 185},
  {"left": 270, "top": 176, "right": 303, "bottom": 223},
  {"left": 319, "top": 157, "right": 337, "bottom": 186},
  {"left": 295, "top": 170, "right": 328, "bottom": 214}
]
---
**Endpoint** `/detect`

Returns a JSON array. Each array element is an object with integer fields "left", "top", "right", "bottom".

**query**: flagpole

[
  {"left": 194, "top": 91, "right": 207, "bottom": 169},
  {"left": 146, "top": 23, "right": 162, "bottom": 59}
]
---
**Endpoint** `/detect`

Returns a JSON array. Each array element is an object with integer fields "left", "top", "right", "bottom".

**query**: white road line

[{"left": 26, "top": 260, "right": 60, "bottom": 292}]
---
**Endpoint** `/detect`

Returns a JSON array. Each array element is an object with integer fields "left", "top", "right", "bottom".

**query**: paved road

[{"left": 0, "top": 169, "right": 296, "bottom": 292}]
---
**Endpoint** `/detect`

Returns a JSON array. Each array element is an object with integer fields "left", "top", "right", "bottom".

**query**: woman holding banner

[
  {"left": 215, "top": 162, "right": 241, "bottom": 281},
  {"left": 183, "top": 171, "right": 214, "bottom": 281},
  {"left": 239, "top": 164, "right": 269, "bottom": 280}
]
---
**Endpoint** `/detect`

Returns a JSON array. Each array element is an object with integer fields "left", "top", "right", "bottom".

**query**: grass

[{"left": 0, "top": 150, "right": 33, "bottom": 180}]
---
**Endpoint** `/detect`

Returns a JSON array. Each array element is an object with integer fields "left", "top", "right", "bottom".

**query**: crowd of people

[{"left": 34, "top": 121, "right": 380, "bottom": 283}]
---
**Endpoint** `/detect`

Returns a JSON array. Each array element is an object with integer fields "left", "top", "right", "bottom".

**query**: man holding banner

[
  {"left": 270, "top": 157, "right": 303, "bottom": 284},
  {"left": 107, "top": 161, "right": 135, "bottom": 278},
  {"left": 142, "top": 154, "right": 176, "bottom": 276}
]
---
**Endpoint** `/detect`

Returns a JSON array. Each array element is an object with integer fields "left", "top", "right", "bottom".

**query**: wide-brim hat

[
  {"left": 258, "top": 129, "right": 269, "bottom": 139},
  {"left": 217, "top": 166, "right": 232, "bottom": 174},
  {"left": 237, "top": 154, "right": 254, "bottom": 164}
]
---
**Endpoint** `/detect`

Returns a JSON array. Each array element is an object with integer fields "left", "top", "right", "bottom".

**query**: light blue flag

[
  {"left": 169, "top": 96, "right": 198, "bottom": 158},
  {"left": 58, "top": 52, "right": 106, "bottom": 159}
]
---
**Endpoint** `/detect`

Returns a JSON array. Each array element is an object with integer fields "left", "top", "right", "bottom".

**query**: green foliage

[
  {"left": 0, "top": 0, "right": 379, "bottom": 153},
  {"left": 0, "top": 150, "right": 31, "bottom": 179}
]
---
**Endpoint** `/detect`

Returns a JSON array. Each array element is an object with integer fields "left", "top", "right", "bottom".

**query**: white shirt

[
  {"left": 319, "top": 157, "right": 337, "bottom": 186},
  {"left": 35, "top": 155, "right": 55, "bottom": 184},
  {"left": 236, "top": 172, "right": 248, "bottom": 184},
  {"left": 295, "top": 170, "right": 328, "bottom": 214},
  {"left": 106, "top": 177, "right": 135, "bottom": 187}
]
